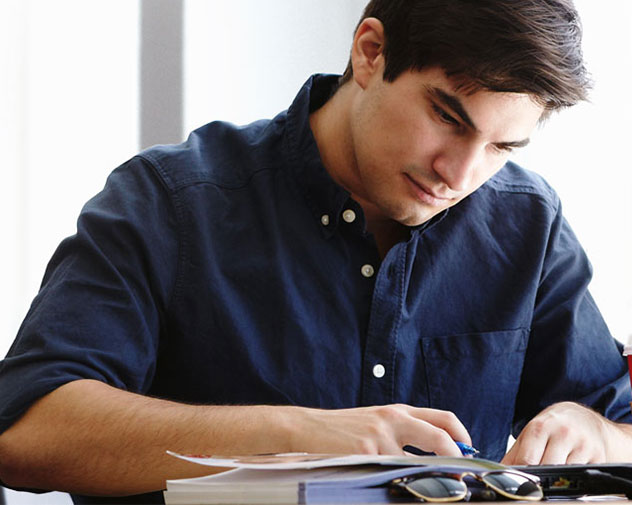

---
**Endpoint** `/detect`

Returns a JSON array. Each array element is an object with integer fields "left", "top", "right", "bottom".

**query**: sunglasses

[{"left": 390, "top": 469, "right": 543, "bottom": 502}]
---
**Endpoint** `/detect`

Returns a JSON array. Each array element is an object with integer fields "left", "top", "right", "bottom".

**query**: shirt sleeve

[
  {"left": 0, "top": 156, "right": 180, "bottom": 435},
  {"left": 512, "top": 199, "right": 632, "bottom": 435}
]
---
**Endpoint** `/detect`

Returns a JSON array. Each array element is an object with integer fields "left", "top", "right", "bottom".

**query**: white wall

[
  {"left": 512, "top": 0, "right": 632, "bottom": 342},
  {"left": 0, "top": 0, "right": 140, "bottom": 360},
  {"left": 183, "top": 0, "right": 367, "bottom": 130}
]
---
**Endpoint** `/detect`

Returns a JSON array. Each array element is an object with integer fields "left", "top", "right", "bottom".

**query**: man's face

[{"left": 348, "top": 61, "right": 544, "bottom": 226}]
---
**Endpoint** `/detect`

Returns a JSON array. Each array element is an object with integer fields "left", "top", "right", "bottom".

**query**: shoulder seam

[
  {"left": 132, "top": 155, "right": 189, "bottom": 314},
  {"left": 483, "top": 178, "right": 560, "bottom": 214},
  {"left": 137, "top": 152, "right": 278, "bottom": 193}
]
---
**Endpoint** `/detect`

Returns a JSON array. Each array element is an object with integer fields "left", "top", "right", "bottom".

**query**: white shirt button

[
  {"left": 361, "top": 264, "right": 375, "bottom": 278},
  {"left": 320, "top": 214, "right": 330, "bottom": 226},
  {"left": 342, "top": 209, "right": 356, "bottom": 223},
  {"left": 373, "top": 364, "right": 386, "bottom": 378}
]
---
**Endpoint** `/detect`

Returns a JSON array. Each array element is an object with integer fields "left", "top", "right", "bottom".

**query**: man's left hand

[{"left": 501, "top": 401, "right": 632, "bottom": 465}]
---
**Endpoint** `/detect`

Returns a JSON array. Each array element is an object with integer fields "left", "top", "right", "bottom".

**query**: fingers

[
  {"left": 400, "top": 406, "right": 471, "bottom": 457},
  {"left": 407, "top": 406, "right": 472, "bottom": 446},
  {"left": 289, "top": 404, "right": 470, "bottom": 458},
  {"left": 539, "top": 425, "right": 582, "bottom": 464},
  {"left": 369, "top": 404, "right": 469, "bottom": 457},
  {"left": 406, "top": 420, "right": 465, "bottom": 457},
  {"left": 502, "top": 428, "right": 570, "bottom": 466},
  {"left": 501, "top": 402, "right": 608, "bottom": 465}
]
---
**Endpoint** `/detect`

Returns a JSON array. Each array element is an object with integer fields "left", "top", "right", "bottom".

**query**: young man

[{"left": 1, "top": 0, "right": 631, "bottom": 503}]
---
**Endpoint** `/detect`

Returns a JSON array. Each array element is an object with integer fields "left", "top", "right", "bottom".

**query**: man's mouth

[{"left": 404, "top": 174, "right": 454, "bottom": 207}]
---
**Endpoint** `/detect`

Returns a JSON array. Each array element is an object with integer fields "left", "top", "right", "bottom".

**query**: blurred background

[{"left": 0, "top": 1, "right": 631, "bottom": 502}]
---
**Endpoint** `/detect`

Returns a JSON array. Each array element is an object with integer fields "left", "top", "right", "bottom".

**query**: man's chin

[{"left": 396, "top": 208, "right": 443, "bottom": 227}]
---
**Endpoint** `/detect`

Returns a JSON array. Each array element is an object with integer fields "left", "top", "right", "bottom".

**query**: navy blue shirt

[{"left": 1, "top": 74, "right": 631, "bottom": 503}]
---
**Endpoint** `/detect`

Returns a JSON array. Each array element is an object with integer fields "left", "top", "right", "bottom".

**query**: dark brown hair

[{"left": 340, "top": 0, "right": 591, "bottom": 112}]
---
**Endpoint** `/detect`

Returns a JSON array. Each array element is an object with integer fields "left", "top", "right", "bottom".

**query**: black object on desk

[{"left": 513, "top": 463, "right": 632, "bottom": 498}]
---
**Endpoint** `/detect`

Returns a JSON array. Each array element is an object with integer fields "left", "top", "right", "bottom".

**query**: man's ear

[{"left": 350, "top": 17, "right": 385, "bottom": 90}]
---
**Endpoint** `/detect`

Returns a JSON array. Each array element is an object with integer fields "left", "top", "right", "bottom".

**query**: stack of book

[{"left": 163, "top": 452, "right": 522, "bottom": 504}]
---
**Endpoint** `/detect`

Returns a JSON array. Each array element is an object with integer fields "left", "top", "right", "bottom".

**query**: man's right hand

[
  {"left": 284, "top": 403, "right": 471, "bottom": 457},
  {"left": 0, "top": 380, "right": 470, "bottom": 497}
]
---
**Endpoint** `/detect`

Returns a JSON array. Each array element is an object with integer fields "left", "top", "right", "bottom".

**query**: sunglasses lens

[
  {"left": 405, "top": 476, "right": 468, "bottom": 501},
  {"left": 483, "top": 471, "right": 543, "bottom": 500}
]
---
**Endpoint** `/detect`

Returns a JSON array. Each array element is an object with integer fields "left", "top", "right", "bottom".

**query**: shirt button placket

[
  {"left": 341, "top": 208, "right": 375, "bottom": 279},
  {"left": 361, "top": 241, "right": 406, "bottom": 405}
]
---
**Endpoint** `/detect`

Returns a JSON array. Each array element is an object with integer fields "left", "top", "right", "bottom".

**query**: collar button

[{"left": 342, "top": 209, "right": 356, "bottom": 223}]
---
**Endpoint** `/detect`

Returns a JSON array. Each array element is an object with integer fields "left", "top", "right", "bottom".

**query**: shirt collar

[{"left": 285, "top": 74, "right": 352, "bottom": 239}]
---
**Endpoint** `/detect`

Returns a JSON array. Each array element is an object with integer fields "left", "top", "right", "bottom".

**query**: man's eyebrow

[
  {"left": 494, "top": 138, "right": 530, "bottom": 150},
  {"left": 426, "top": 86, "right": 479, "bottom": 131},
  {"left": 426, "top": 85, "right": 531, "bottom": 149}
]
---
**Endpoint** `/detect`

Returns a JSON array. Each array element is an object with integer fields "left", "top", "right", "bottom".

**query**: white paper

[{"left": 165, "top": 451, "right": 506, "bottom": 471}]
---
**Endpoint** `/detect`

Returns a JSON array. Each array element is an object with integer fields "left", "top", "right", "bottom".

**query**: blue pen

[{"left": 456, "top": 441, "right": 479, "bottom": 456}]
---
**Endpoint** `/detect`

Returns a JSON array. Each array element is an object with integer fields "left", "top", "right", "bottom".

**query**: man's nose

[{"left": 432, "top": 143, "right": 480, "bottom": 192}]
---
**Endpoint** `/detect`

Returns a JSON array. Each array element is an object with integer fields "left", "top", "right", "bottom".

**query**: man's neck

[
  {"left": 308, "top": 83, "right": 355, "bottom": 195},
  {"left": 309, "top": 84, "right": 408, "bottom": 258}
]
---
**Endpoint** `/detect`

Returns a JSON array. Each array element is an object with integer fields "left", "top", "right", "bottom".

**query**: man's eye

[
  {"left": 493, "top": 144, "right": 514, "bottom": 155},
  {"left": 432, "top": 104, "right": 459, "bottom": 126}
]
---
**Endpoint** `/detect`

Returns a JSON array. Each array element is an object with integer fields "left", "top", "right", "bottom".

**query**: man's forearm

[
  {"left": 0, "top": 380, "right": 471, "bottom": 496},
  {"left": 0, "top": 379, "right": 295, "bottom": 496}
]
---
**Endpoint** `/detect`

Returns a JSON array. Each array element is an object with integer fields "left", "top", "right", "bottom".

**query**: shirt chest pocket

[{"left": 420, "top": 329, "right": 529, "bottom": 459}]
